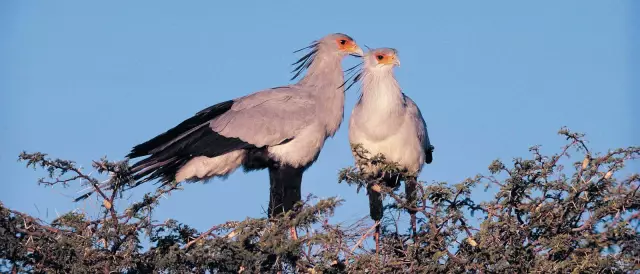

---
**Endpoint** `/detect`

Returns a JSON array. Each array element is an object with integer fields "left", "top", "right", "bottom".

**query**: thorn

[
  {"left": 23, "top": 218, "right": 32, "bottom": 230},
  {"left": 290, "top": 226, "right": 298, "bottom": 240}
]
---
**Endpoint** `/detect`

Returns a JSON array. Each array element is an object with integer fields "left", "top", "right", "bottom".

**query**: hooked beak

[
  {"left": 349, "top": 44, "right": 364, "bottom": 57},
  {"left": 393, "top": 56, "right": 401, "bottom": 67}
]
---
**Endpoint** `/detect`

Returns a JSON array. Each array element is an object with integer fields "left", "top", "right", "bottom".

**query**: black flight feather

[
  {"left": 127, "top": 100, "right": 235, "bottom": 159},
  {"left": 126, "top": 100, "right": 256, "bottom": 186},
  {"left": 131, "top": 131, "right": 254, "bottom": 186}
]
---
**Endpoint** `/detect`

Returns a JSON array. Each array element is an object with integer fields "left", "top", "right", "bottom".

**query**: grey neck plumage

[
  {"left": 296, "top": 49, "right": 346, "bottom": 137},
  {"left": 298, "top": 51, "right": 344, "bottom": 88}
]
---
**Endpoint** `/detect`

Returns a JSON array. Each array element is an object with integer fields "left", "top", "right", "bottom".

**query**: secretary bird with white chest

[
  {"left": 346, "top": 48, "right": 434, "bottom": 250},
  {"left": 125, "top": 33, "right": 363, "bottom": 237}
]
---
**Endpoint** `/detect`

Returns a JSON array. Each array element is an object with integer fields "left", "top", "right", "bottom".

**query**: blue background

[{"left": 1, "top": 1, "right": 637, "bottom": 234}]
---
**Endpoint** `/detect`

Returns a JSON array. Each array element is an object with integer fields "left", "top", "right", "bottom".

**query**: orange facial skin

[
  {"left": 336, "top": 38, "right": 360, "bottom": 54},
  {"left": 374, "top": 52, "right": 397, "bottom": 65}
]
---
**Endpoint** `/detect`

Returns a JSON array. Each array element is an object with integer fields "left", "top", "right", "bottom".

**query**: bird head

[
  {"left": 318, "top": 33, "right": 364, "bottom": 57},
  {"left": 363, "top": 47, "right": 400, "bottom": 70},
  {"left": 290, "top": 33, "right": 363, "bottom": 80},
  {"left": 340, "top": 47, "right": 400, "bottom": 91}
]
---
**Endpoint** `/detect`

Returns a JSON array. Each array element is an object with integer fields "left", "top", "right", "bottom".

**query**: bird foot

[{"left": 289, "top": 226, "right": 298, "bottom": 240}]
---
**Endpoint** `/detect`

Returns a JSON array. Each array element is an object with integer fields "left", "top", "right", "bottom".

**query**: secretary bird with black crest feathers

[
  {"left": 120, "top": 33, "right": 362, "bottom": 238},
  {"left": 346, "top": 48, "right": 434, "bottom": 252}
]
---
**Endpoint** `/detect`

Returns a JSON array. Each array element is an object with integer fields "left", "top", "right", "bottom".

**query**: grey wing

[
  {"left": 405, "top": 95, "right": 434, "bottom": 164},
  {"left": 210, "top": 86, "right": 316, "bottom": 147}
]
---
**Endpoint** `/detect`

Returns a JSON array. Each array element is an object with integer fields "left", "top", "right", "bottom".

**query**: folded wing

[
  {"left": 405, "top": 95, "right": 434, "bottom": 164},
  {"left": 127, "top": 86, "right": 317, "bottom": 184},
  {"left": 211, "top": 86, "right": 317, "bottom": 147}
]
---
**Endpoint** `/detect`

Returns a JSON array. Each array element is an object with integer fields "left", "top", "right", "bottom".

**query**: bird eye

[
  {"left": 376, "top": 55, "right": 384, "bottom": 60},
  {"left": 339, "top": 39, "right": 347, "bottom": 45}
]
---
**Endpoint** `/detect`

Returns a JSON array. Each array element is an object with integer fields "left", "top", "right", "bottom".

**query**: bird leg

[
  {"left": 367, "top": 181, "right": 383, "bottom": 254},
  {"left": 405, "top": 177, "right": 418, "bottom": 238},
  {"left": 284, "top": 166, "right": 303, "bottom": 241},
  {"left": 268, "top": 165, "right": 285, "bottom": 218},
  {"left": 269, "top": 164, "right": 304, "bottom": 240}
]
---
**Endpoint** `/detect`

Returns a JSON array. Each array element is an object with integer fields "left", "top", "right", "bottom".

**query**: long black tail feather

[
  {"left": 132, "top": 126, "right": 254, "bottom": 185},
  {"left": 126, "top": 100, "right": 255, "bottom": 186},
  {"left": 127, "top": 100, "right": 235, "bottom": 159}
]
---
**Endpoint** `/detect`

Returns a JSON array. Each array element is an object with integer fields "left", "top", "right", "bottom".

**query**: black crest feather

[
  {"left": 290, "top": 42, "right": 319, "bottom": 81},
  {"left": 340, "top": 62, "right": 363, "bottom": 92}
]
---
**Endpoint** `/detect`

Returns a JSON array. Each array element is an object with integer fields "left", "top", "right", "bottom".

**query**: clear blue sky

[{"left": 1, "top": 1, "right": 637, "bottom": 232}]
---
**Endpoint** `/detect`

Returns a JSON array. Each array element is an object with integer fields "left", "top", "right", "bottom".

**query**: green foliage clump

[{"left": 1, "top": 128, "right": 638, "bottom": 273}]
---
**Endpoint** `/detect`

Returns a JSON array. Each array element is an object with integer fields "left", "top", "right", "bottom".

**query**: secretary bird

[
  {"left": 346, "top": 47, "right": 434, "bottom": 251},
  {"left": 125, "top": 33, "right": 363, "bottom": 238}
]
